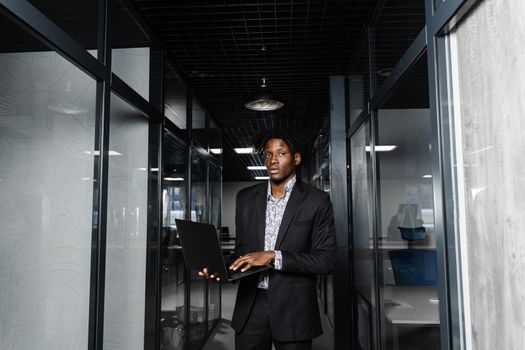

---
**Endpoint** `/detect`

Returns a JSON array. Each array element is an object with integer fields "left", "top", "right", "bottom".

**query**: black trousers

[{"left": 235, "top": 289, "right": 313, "bottom": 350}]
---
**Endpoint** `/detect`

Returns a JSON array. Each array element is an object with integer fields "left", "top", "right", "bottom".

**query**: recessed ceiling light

[
  {"left": 423, "top": 174, "right": 432, "bottom": 178},
  {"left": 84, "top": 150, "right": 122, "bottom": 156},
  {"left": 164, "top": 177, "right": 184, "bottom": 181},
  {"left": 365, "top": 145, "right": 397, "bottom": 152},
  {"left": 247, "top": 166, "right": 267, "bottom": 170},
  {"left": 234, "top": 147, "right": 254, "bottom": 154},
  {"left": 255, "top": 176, "right": 270, "bottom": 180},
  {"left": 210, "top": 148, "right": 222, "bottom": 154},
  {"left": 377, "top": 68, "right": 393, "bottom": 77},
  {"left": 138, "top": 167, "right": 159, "bottom": 172}
]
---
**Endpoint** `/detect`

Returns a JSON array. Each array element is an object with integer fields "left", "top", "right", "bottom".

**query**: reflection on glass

[
  {"left": 160, "top": 130, "right": 188, "bottom": 350},
  {"left": 351, "top": 122, "right": 375, "bottom": 350},
  {"left": 111, "top": 0, "right": 151, "bottom": 100},
  {"left": 104, "top": 94, "right": 149, "bottom": 350},
  {"left": 371, "top": 0, "right": 426, "bottom": 92},
  {"left": 189, "top": 151, "right": 208, "bottom": 348},
  {"left": 208, "top": 162, "right": 222, "bottom": 330},
  {"left": 0, "top": 21, "right": 96, "bottom": 348},
  {"left": 165, "top": 66, "right": 187, "bottom": 129},
  {"left": 326, "top": 274, "right": 334, "bottom": 327},
  {"left": 321, "top": 165, "right": 334, "bottom": 327},
  {"left": 209, "top": 118, "right": 222, "bottom": 160},
  {"left": 375, "top": 53, "right": 440, "bottom": 350},
  {"left": 209, "top": 162, "right": 221, "bottom": 231},
  {"left": 192, "top": 99, "right": 207, "bottom": 148},
  {"left": 191, "top": 152, "right": 207, "bottom": 223}
]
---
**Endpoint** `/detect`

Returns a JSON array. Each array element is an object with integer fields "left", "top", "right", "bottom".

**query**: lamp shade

[{"left": 245, "top": 88, "right": 284, "bottom": 111}]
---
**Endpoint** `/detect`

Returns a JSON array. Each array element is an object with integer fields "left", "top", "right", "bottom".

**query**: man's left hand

[{"left": 229, "top": 251, "right": 275, "bottom": 272}]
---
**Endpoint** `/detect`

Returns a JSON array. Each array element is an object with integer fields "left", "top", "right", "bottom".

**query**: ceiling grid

[{"left": 132, "top": 0, "right": 376, "bottom": 180}]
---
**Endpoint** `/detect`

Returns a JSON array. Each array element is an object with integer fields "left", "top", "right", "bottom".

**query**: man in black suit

[{"left": 226, "top": 129, "right": 337, "bottom": 350}]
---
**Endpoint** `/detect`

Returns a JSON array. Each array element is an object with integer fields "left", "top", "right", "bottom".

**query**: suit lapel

[
  {"left": 254, "top": 184, "right": 267, "bottom": 251},
  {"left": 274, "top": 182, "right": 305, "bottom": 249}
]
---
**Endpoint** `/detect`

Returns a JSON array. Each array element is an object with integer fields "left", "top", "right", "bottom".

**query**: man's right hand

[{"left": 198, "top": 267, "right": 221, "bottom": 281}]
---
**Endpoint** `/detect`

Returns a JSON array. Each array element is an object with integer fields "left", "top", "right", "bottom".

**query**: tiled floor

[{"left": 203, "top": 283, "right": 334, "bottom": 350}]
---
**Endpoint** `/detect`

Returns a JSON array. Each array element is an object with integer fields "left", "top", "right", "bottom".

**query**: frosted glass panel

[
  {"left": 103, "top": 94, "right": 149, "bottom": 350},
  {"left": 111, "top": 0, "right": 151, "bottom": 100},
  {"left": 0, "top": 50, "right": 96, "bottom": 349},
  {"left": 112, "top": 47, "right": 150, "bottom": 100}
]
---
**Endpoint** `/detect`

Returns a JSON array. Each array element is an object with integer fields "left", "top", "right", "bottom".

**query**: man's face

[{"left": 263, "top": 138, "right": 301, "bottom": 184}]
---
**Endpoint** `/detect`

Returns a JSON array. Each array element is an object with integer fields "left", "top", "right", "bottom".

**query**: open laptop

[{"left": 175, "top": 219, "right": 272, "bottom": 281}]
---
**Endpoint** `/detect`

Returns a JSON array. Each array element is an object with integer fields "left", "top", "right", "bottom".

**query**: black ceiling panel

[{"left": 132, "top": 0, "right": 377, "bottom": 181}]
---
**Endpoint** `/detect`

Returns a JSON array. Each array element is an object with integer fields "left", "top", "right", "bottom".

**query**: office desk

[
  {"left": 167, "top": 244, "right": 235, "bottom": 252},
  {"left": 383, "top": 285, "right": 440, "bottom": 350}
]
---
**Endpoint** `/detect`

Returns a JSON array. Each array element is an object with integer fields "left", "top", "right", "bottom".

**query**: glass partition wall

[
  {"left": 306, "top": 122, "right": 335, "bottom": 333},
  {"left": 160, "top": 130, "right": 188, "bottom": 350},
  {"left": 159, "top": 125, "right": 223, "bottom": 350},
  {"left": 208, "top": 161, "right": 222, "bottom": 332},
  {"left": 350, "top": 122, "right": 375, "bottom": 350},
  {"left": 103, "top": 94, "right": 151, "bottom": 350},
  {"left": 346, "top": 0, "right": 459, "bottom": 348},
  {"left": 348, "top": 50, "right": 441, "bottom": 348},
  {"left": 0, "top": 1, "right": 222, "bottom": 350},
  {"left": 349, "top": 52, "right": 441, "bottom": 349},
  {"left": 0, "top": 18, "right": 98, "bottom": 349},
  {"left": 375, "top": 54, "right": 440, "bottom": 350},
  {"left": 188, "top": 151, "right": 207, "bottom": 349}
]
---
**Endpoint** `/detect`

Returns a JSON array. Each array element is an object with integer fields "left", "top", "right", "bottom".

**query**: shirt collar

[{"left": 267, "top": 175, "right": 297, "bottom": 201}]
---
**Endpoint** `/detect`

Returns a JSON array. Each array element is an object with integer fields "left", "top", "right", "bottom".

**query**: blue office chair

[{"left": 388, "top": 249, "right": 437, "bottom": 286}]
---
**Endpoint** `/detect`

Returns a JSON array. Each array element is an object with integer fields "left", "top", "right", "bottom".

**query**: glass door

[
  {"left": 207, "top": 161, "right": 222, "bottom": 331},
  {"left": 374, "top": 53, "right": 441, "bottom": 350},
  {"left": 188, "top": 150, "right": 208, "bottom": 349},
  {"left": 160, "top": 130, "right": 188, "bottom": 350},
  {"left": 350, "top": 121, "right": 375, "bottom": 350}
]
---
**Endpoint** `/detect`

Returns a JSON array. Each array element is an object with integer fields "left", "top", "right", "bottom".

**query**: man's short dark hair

[{"left": 252, "top": 128, "right": 305, "bottom": 160}]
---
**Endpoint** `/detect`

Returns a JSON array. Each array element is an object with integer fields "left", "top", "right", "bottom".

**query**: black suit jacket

[{"left": 231, "top": 180, "right": 336, "bottom": 342}]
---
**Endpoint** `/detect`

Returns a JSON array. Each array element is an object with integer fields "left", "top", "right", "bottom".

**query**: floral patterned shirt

[{"left": 258, "top": 175, "right": 296, "bottom": 289}]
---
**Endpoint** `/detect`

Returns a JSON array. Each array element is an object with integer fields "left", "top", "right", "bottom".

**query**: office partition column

[{"left": 329, "top": 75, "right": 352, "bottom": 349}]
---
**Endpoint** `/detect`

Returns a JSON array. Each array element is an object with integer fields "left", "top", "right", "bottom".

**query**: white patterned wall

[
  {"left": 452, "top": 0, "right": 525, "bottom": 348},
  {"left": 0, "top": 51, "right": 97, "bottom": 350}
]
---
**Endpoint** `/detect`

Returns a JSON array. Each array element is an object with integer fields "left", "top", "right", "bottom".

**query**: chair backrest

[
  {"left": 388, "top": 249, "right": 437, "bottom": 285},
  {"left": 220, "top": 226, "right": 230, "bottom": 240}
]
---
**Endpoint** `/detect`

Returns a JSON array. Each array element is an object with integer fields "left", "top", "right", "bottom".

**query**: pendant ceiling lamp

[{"left": 245, "top": 77, "right": 284, "bottom": 111}]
